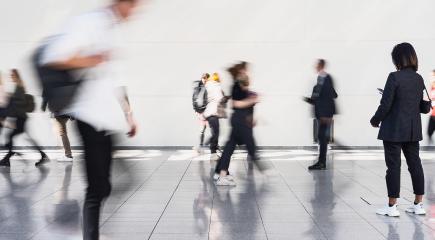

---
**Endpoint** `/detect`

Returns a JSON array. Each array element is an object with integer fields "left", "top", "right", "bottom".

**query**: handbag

[{"left": 420, "top": 86, "right": 432, "bottom": 114}]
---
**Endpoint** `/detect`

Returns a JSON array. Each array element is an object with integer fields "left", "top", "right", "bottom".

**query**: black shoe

[
  {"left": 308, "top": 162, "right": 326, "bottom": 170},
  {"left": 35, "top": 153, "right": 49, "bottom": 167}
]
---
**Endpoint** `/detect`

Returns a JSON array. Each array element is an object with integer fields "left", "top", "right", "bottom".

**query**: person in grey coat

[{"left": 371, "top": 42, "right": 429, "bottom": 217}]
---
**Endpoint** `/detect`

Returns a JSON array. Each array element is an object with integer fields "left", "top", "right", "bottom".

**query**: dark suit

[
  {"left": 311, "top": 74, "right": 337, "bottom": 118},
  {"left": 371, "top": 69, "right": 425, "bottom": 142},
  {"left": 371, "top": 68, "right": 425, "bottom": 198},
  {"left": 309, "top": 74, "right": 337, "bottom": 164}
]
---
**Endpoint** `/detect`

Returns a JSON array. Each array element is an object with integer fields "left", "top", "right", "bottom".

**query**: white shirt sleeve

[{"left": 42, "top": 14, "right": 98, "bottom": 65}]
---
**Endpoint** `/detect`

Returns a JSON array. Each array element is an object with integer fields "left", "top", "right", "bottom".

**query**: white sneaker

[
  {"left": 213, "top": 173, "right": 233, "bottom": 181},
  {"left": 376, "top": 204, "right": 400, "bottom": 217},
  {"left": 216, "top": 176, "right": 236, "bottom": 186},
  {"left": 210, "top": 153, "right": 220, "bottom": 161},
  {"left": 406, "top": 202, "right": 426, "bottom": 215},
  {"left": 57, "top": 156, "right": 73, "bottom": 162}
]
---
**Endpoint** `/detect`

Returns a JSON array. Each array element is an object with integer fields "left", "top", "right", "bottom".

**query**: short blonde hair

[{"left": 211, "top": 73, "right": 220, "bottom": 82}]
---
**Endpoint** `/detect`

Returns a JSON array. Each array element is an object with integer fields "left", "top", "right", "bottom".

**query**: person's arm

[
  {"left": 47, "top": 53, "right": 107, "bottom": 70},
  {"left": 233, "top": 97, "right": 258, "bottom": 108},
  {"left": 370, "top": 73, "right": 397, "bottom": 127},
  {"left": 117, "top": 86, "right": 137, "bottom": 137}
]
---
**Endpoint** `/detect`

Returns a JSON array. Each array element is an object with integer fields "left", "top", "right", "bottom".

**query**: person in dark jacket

[
  {"left": 214, "top": 62, "right": 261, "bottom": 186},
  {"left": 305, "top": 59, "right": 337, "bottom": 170},
  {"left": 0, "top": 69, "right": 49, "bottom": 167},
  {"left": 371, "top": 42, "right": 428, "bottom": 217}
]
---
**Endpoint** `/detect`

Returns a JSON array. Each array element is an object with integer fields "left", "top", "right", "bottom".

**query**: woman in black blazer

[{"left": 371, "top": 43, "right": 429, "bottom": 217}]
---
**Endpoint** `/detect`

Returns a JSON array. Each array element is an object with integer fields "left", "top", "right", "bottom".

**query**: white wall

[{"left": 1, "top": 0, "right": 435, "bottom": 147}]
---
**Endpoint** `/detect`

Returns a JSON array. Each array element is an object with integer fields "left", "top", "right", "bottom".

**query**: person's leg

[
  {"left": 55, "top": 117, "right": 72, "bottom": 158},
  {"left": 318, "top": 120, "right": 329, "bottom": 165},
  {"left": 207, "top": 116, "right": 219, "bottom": 154},
  {"left": 383, "top": 141, "right": 402, "bottom": 204},
  {"left": 215, "top": 131, "right": 237, "bottom": 175},
  {"left": 0, "top": 117, "right": 25, "bottom": 165},
  {"left": 402, "top": 142, "right": 425, "bottom": 202},
  {"left": 77, "top": 120, "right": 113, "bottom": 240}
]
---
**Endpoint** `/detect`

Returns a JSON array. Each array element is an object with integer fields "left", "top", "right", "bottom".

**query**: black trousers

[
  {"left": 383, "top": 141, "right": 425, "bottom": 198},
  {"left": 5, "top": 116, "right": 43, "bottom": 156},
  {"left": 317, "top": 119, "right": 331, "bottom": 164},
  {"left": 215, "top": 111, "right": 257, "bottom": 173},
  {"left": 77, "top": 121, "right": 113, "bottom": 240},
  {"left": 428, "top": 117, "right": 435, "bottom": 138},
  {"left": 207, "top": 116, "right": 220, "bottom": 154}
]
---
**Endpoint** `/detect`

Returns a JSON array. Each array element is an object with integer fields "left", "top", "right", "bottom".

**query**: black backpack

[
  {"left": 32, "top": 44, "right": 82, "bottom": 113},
  {"left": 192, "top": 81, "right": 207, "bottom": 113}
]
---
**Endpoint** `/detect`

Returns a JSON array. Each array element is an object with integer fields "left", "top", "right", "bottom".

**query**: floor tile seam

[
  {"left": 268, "top": 159, "right": 330, "bottom": 240},
  {"left": 330, "top": 183, "right": 389, "bottom": 240},
  {"left": 334, "top": 161, "right": 386, "bottom": 198},
  {"left": 242, "top": 159, "right": 269, "bottom": 240},
  {"left": 146, "top": 159, "right": 194, "bottom": 240},
  {"left": 100, "top": 158, "right": 168, "bottom": 225},
  {"left": 27, "top": 159, "right": 164, "bottom": 240}
]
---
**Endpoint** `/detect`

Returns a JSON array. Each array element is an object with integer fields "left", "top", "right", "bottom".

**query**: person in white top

[
  {"left": 203, "top": 73, "right": 224, "bottom": 161},
  {"left": 40, "top": 1, "right": 140, "bottom": 239}
]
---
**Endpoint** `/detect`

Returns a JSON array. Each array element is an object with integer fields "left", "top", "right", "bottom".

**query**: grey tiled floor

[{"left": 1, "top": 149, "right": 435, "bottom": 239}]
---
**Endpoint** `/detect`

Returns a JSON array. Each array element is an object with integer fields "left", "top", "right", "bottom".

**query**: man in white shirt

[{"left": 41, "top": 1, "right": 140, "bottom": 239}]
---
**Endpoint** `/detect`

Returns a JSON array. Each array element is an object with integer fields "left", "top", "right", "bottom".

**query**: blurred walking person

[
  {"left": 427, "top": 71, "right": 435, "bottom": 144},
  {"left": 0, "top": 69, "right": 49, "bottom": 167},
  {"left": 0, "top": 71, "right": 8, "bottom": 135},
  {"left": 39, "top": 0, "right": 140, "bottom": 239},
  {"left": 42, "top": 100, "right": 74, "bottom": 162},
  {"left": 204, "top": 73, "right": 223, "bottom": 161},
  {"left": 192, "top": 73, "right": 209, "bottom": 153},
  {"left": 214, "top": 62, "right": 260, "bottom": 186},
  {"left": 371, "top": 42, "right": 428, "bottom": 217},
  {"left": 304, "top": 59, "right": 337, "bottom": 170}
]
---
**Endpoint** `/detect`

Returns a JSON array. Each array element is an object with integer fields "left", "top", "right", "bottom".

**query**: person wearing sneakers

[
  {"left": 214, "top": 62, "right": 260, "bottom": 186},
  {"left": 0, "top": 69, "right": 49, "bottom": 167},
  {"left": 203, "top": 73, "right": 223, "bottom": 161},
  {"left": 42, "top": 100, "right": 74, "bottom": 162},
  {"left": 370, "top": 42, "right": 428, "bottom": 217},
  {"left": 192, "top": 73, "right": 209, "bottom": 153}
]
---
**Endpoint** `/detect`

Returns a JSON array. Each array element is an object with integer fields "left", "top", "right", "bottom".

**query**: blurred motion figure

[
  {"left": 427, "top": 70, "right": 435, "bottom": 143},
  {"left": 0, "top": 69, "right": 48, "bottom": 167},
  {"left": 203, "top": 73, "right": 223, "bottom": 161},
  {"left": 39, "top": 0, "right": 140, "bottom": 239},
  {"left": 192, "top": 73, "right": 210, "bottom": 153},
  {"left": 214, "top": 62, "right": 261, "bottom": 186},
  {"left": 304, "top": 59, "right": 337, "bottom": 170}
]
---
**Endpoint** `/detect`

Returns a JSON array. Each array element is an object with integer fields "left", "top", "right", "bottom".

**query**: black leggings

[
  {"left": 6, "top": 116, "right": 43, "bottom": 156},
  {"left": 77, "top": 120, "right": 113, "bottom": 240},
  {"left": 215, "top": 111, "right": 257, "bottom": 174},
  {"left": 383, "top": 141, "right": 425, "bottom": 198},
  {"left": 207, "top": 116, "right": 220, "bottom": 153}
]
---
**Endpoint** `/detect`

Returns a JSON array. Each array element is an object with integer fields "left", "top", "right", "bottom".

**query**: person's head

[
  {"left": 211, "top": 73, "right": 220, "bottom": 82},
  {"left": 201, "top": 73, "right": 210, "bottom": 82},
  {"left": 113, "top": 0, "right": 141, "bottom": 20},
  {"left": 391, "top": 42, "right": 418, "bottom": 71},
  {"left": 315, "top": 59, "right": 326, "bottom": 73},
  {"left": 228, "top": 61, "right": 249, "bottom": 80},
  {"left": 10, "top": 69, "right": 20, "bottom": 83}
]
